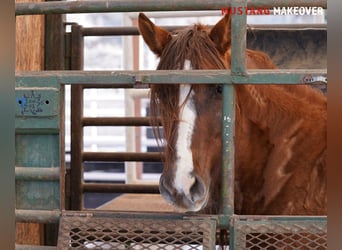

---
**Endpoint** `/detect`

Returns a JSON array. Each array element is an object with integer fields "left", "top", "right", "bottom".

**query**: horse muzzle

[{"left": 159, "top": 173, "right": 209, "bottom": 212}]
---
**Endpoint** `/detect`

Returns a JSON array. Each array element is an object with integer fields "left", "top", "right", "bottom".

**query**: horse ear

[
  {"left": 209, "top": 14, "right": 232, "bottom": 55},
  {"left": 138, "top": 13, "right": 172, "bottom": 56}
]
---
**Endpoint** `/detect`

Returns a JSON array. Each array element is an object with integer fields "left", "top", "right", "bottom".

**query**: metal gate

[{"left": 15, "top": 0, "right": 327, "bottom": 249}]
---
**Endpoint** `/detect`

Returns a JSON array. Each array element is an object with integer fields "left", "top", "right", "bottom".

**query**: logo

[{"left": 221, "top": 6, "right": 324, "bottom": 16}]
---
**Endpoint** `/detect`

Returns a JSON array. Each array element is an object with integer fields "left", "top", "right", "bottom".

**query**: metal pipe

[
  {"left": 221, "top": 85, "right": 235, "bottom": 218},
  {"left": 15, "top": 0, "right": 327, "bottom": 16},
  {"left": 70, "top": 24, "right": 84, "bottom": 211},
  {"left": 15, "top": 167, "right": 60, "bottom": 181},
  {"left": 82, "top": 152, "right": 163, "bottom": 162},
  {"left": 15, "top": 209, "right": 60, "bottom": 223},
  {"left": 83, "top": 183, "right": 160, "bottom": 193},
  {"left": 231, "top": 1, "right": 247, "bottom": 75},
  {"left": 81, "top": 24, "right": 327, "bottom": 37},
  {"left": 81, "top": 83, "right": 135, "bottom": 89},
  {"left": 15, "top": 69, "right": 327, "bottom": 85},
  {"left": 16, "top": 245, "right": 57, "bottom": 250},
  {"left": 82, "top": 117, "right": 160, "bottom": 126},
  {"left": 82, "top": 26, "right": 186, "bottom": 36}
]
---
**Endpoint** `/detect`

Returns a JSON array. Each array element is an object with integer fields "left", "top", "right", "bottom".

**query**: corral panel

[{"left": 58, "top": 211, "right": 217, "bottom": 250}]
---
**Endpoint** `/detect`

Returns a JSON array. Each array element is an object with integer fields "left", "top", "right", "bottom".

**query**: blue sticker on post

[
  {"left": 15, "top": 88, "right": 57, "bottom": 117},
  {"left": 16, "top": 90, "right": 44, "bottom": 116}
]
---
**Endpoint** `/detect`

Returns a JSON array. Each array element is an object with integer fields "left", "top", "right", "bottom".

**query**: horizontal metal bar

[
  {"left": 16, "top": 71, "right": 136, "bottom": 85},
  {"left": 83, "top": 23, "right": 327, "bottom": 37},
  {"left": 83, "top": 183, "right": 160, "bottom": 193},
  {"left": 81, "top": 24, "right": 326, "bottom": 37},
  {"left": 83, "top": 152, "right": 163, "bottom": 162},
  {"left": 82, "top": 25, "right": 185, "bottom": 36},
  {"left": 217, "top": 214, "right": 327, "bottom": 228},
  {"left": 63, "top": 210, "right": 198, "bottom": 222},
  {"left": 15, "top": 0, "right": 327, "bottom": 15},
  {"left": 15, "top": 209, "right": 60, "bottom": 223},
  {"left": 82, "top": 83, "right": 135, "bottom": 89},
  {"left": 82, "top": 117, "right": 160, "bottom": 126},
  {"left": 16, "top": 245, "right": 57, "bottom": 250},
  {"left": 16, "top": 69, "right": 327, "bottom": 85},
  {"left": 64, "top": 83, "right": 136, "bottom": 89},
  {"left": 248, "top": 23, "right": 327, "bottom": 30},
  {"left": 15, "top": 167, "right": 60, "bottom": 181},
  {"left": 235, "top": 70, "right": 327, "bottom": 84},
  {"left": 233, "top": 214, "right": 327, "bottom": 221}
]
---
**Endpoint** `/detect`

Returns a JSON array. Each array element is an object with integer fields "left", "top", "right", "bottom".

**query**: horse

[{"left": 138, "top": 13, "right": 327, "bottom": 216}]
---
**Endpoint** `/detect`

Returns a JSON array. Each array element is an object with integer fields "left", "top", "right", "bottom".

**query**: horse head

[{"left": 139, "top": 13, "right": 231, "bottom": 212}]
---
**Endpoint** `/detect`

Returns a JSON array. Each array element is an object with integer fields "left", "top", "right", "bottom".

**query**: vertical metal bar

[
  {"left": 221, "top": 0, "right": 247, "bottom": 219},
  {"left": 70, "top": 24, "right": 84, "bottom": 210},
  {"left": 44, "top": 13, "right": 65, "bottom": 70},
  {"left": 44, "top": 7, "right": 65, "bottom": 245},
  {"left": 231, "top": 1, "right": 247, "bottom": 75},
  {"left": 221, "top": 84, "right": 235, "bottom": 218},
  {"left": 226, "top": 1, "right": 247, "bottom": 249}
]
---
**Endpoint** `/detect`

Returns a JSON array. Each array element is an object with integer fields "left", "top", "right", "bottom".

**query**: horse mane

[{"left": 149, "top": 24, "right": 227, "bottom": 167}]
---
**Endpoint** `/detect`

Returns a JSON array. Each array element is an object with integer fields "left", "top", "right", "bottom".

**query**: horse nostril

[
  {"left": 159, "top": 175, "right": 174, "bottom": 202},
  {"left": 189, "top": 175, "right": 206, "bottom": 203}
]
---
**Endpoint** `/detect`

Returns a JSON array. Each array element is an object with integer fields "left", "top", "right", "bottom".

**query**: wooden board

[
  {"left": 15, "top": 0, "right": 45, "bottom": 245},
  {"left": 97, "top": 194, "right": 177, "bottom": 212}
]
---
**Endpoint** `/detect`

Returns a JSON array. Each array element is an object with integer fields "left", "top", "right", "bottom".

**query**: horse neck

[
  {"left": 233, "top": 84, "right": 327, "bottom": 214},
  {"left": 229, "top": 49, "right": 326, "bottom": 135},
  {"left": 235, "top": 85, "right": 327, "bottom": 155},
  {"left": 234, "top": 84, "right": 326, "bottom": 138}
]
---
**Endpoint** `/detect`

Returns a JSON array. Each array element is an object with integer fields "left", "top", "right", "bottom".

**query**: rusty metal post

[
  {"left": 44, "top": 5, "right": 65, "bottom": 246},
  {"left": 70, "top": 24, "right": 84, "bottom": 210}
]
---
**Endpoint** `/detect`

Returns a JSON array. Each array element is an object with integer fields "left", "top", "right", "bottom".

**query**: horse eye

[{"left": 216, "top": 85, "right": 223, "bottom": 94}]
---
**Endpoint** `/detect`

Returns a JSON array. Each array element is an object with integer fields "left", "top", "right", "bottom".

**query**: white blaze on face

[{"left": 174, "top": 60, "right": 197, "bottom": 197}]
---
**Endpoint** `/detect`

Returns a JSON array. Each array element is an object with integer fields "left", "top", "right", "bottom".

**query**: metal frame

[
  {"left": 15, "top": 0, "right": 327, "bottom": 249},
  {"left": 15, "top": 0, "right": 327, "bottom": 15},
  {"left": 67, "top": 24, "right": 162, "bottom": 210}
]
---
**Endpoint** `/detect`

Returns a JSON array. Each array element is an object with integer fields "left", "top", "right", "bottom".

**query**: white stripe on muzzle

[{"left": 174, "top": 60, "right": 197, "bottom": 196}]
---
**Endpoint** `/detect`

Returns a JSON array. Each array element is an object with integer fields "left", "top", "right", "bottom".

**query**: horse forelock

[{"left": 157, "top": 24, "right": 227, "bottom": 70}]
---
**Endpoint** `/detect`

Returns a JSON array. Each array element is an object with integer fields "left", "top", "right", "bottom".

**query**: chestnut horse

[{"left": 138, "top": 13, "right": 326, "bottom": 215}]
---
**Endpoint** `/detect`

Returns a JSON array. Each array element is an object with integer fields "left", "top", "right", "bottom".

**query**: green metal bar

[
  {"left": 16, "top": 245, "right": 57, "bottom": 250},
  {"left": 234, "top": 215, "right": 327, "bottom": 221},
  {"left": 15, "top": 167, "right": 60, "bottom": 181},
  {"left": 226, "top": 2, "right": 246, "bottom": 247},
  {"left": 15, "top": 134, "right": 61, "bottom": 210},
  {"left": 15, "top": 70, "right": 327, "bottom": 85},
  {"left": 15, "top": 209, "right": 60, "bottom": 223},
  {"left": 220, "top": 84, "right": 235, "bottom": 221},
  {"left": 219, "top": 0, "right": 247, "bottom": 222},
  {"left": 15, "top": 0, "right": 327, "bottom": 16},
  {"left": 62, "top": 210, "right": 215, "bottom": 223},
  {"left": 230, "top": 0, "right": 247, "bottom": 75}
]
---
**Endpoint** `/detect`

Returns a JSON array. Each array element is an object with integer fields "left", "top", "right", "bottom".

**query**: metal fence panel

[
  {"left": 58, "top": 211, "right": 217, "bottom": 249},
  {"left": 232, "top": 215, "right": 327, "bottom": 249}
]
